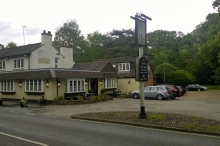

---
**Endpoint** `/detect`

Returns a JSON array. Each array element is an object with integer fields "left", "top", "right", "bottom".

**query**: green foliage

[
  {"left": 88, "top": 89, "right": 94, "bottom": 93},
  {"left": 168, "top": 70, "right": 195, "bottom": 85},
  {"left": 148, "top": 115, "right": 166, "bottom": 120},
  {"left": 100, "top": 88, "right": 105, "bottom": 94},
  {"left": 6, "top": 42, "right": 17, "bottom": 48},
  {"left": 212, "top": 0, "right": 220, "bottom": 11},
  {"left": 55, "top": 96, "right": 64, "bottom": 101},
  {"left": 77, "top": 95, "right": 84, "bottom": 101},
  {"left": 205, "top": 85, "right": 220, "bottom": 90},
  {"left": 91, "top": 96, "right": 99, "bottom": 101}
]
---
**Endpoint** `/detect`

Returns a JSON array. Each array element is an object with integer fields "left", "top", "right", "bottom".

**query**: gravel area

[{"left": 73, "top": 111, "right": 220, "bottom": 134}]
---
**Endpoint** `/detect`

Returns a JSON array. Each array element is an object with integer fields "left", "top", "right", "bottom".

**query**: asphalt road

[{"left": 0, "top": 110, "right": 220, "bottom": 146}]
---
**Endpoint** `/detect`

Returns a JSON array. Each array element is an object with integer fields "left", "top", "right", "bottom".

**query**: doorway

[{"left": 90, "top": 78, "right": 98, "bottom": 96}]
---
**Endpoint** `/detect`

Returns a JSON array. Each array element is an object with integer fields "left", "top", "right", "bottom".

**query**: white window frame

[
  {"left": 55, "top": 57, "right": 58, "bottom": 68},
  {"left": 14, "top": 58, "right": 24, "bottom": 69},
  {"left": 0, "top": 61, "right": 5, "bottom": 70},
  {"left": 25, "top": 79, "right": 43, "bottom": 92},
  {"left": 104, "top": 78, "right": 117, "bottom": 89},
  {"left": 1, "top": 81, "right": 14, "bottom": 92},
  {"left": 118, "top": 63, "right": 130, "bottom": 71},
  {"left": 67, "top": 79, "right": 85, "bottom": 93}
]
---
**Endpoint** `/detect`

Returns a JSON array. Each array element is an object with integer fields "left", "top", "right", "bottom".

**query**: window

[
  {"left": 55, "top": 58, "right": 58, "bottom": 63},
  {"left": 67, "top": 79, "right": 85, "bottom": 93},
  {"left": 0, "top": 61, "right": 5, "bottom": 69},
  {"left": 14, "top": 59, "right": 24, "bottom": 68},
  {"left": 1, "top": 81, "right": 14, "bottom": 92},
  {"left": 55, "top": 58, "right": 58, "bottom": 68},
  {"left": 150, "top": 87, "right": 157, "bottom": 91},
  {"left": 118, "top": 63, "right": 130, "bottom": 71},
  {"left": 25, "top": 80, "right": 43, "bottom": 92},
  {"left": 104, "top": 78, "right": 117, "bottom": 88}
]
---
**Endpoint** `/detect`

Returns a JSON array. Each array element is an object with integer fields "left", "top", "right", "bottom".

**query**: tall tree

[
  {"left": 53, "top": 20, "right": 85, "bottom": 62},
  {"left": 6, "top": 42, "right": 17, "bottom": 48},
  {"left": 212, "top": 0, "right": 220, "bottom": 11}
]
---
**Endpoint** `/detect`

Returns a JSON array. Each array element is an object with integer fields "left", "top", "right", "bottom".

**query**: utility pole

[
  {"left": 130, "top": 12, "right": 152, "bottom": 118},
  {"left": 163, "top": 62, "right": 166, "bottom": 84},
  {"left": 23, "top": 26, "right": 27, "bottom": 45}
]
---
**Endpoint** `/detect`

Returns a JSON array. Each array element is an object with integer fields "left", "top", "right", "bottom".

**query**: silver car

[{"left": 130, "top": 86, "right": 173, "bottom": 100}]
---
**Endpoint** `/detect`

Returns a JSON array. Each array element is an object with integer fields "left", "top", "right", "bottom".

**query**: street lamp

[{"left": 163, "top": 63, "right": 166, "bottom": 84}]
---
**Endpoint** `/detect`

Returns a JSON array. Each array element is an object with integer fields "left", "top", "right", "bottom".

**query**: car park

[
  {"left": 186, "top": 84, "right": 208, "bottom": 91},
  {"left": 130, "top": 86, "right": 173, "bottom": 100}
]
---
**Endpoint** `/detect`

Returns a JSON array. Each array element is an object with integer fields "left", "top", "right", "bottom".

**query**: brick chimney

[
  {"left": 0, "top": 44, "right": 3, "bottom": 50},
  {"left": 41, "top": 30, "right": 52, "bottom": 46}
]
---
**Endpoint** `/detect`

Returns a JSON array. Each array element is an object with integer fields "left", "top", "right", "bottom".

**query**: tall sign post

[{"left": 131, "top": 13, "right": 152, "bottom": 118}]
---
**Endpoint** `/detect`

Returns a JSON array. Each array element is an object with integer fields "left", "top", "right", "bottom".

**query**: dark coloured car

[
  {"left": 176, "top": 86, "right": 187, "bottom": 95},
  {"left": 187, "top": 84, "right": 208, "bottom": 91},
  {"left": 166, "top": 85, "right": 181, "bottom": 99}
]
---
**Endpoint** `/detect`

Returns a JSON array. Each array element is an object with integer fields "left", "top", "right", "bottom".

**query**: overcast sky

[{"left": 0, "top": 0, "right": 216, "bottom": 47}]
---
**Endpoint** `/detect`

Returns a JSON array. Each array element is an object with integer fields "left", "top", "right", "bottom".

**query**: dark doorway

[{"left": 90, "top": 78, "right": 98, "bottom": 96}]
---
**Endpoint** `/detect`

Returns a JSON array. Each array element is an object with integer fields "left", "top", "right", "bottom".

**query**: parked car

[
  {"left": 176, "top": 85, "right": 187, "bottom": 95},
  {"left": 186, "top": 84, "right": 208, "bottom": 91},
  {"left": 130, "top": 86, "right": 173, "bottom": 100},
  {"left": 166, "top": 85, "right": 181, "bottom": 98}
]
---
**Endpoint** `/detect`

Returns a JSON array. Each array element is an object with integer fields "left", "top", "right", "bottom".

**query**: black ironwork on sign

[{"left": 139, "top": 57, "right": 148, "bottom": 82}]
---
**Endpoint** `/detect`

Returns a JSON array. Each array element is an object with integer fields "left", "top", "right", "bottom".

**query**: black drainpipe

[{"left": 56, "top": 78, "right": 58, "bottom": 98}]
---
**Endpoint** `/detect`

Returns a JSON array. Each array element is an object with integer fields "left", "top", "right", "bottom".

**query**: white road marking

[
  {"left": 72, "top": 118, "right": 220, "bottom": 139},
  {"left": 0, "top": 132, "right": 48, "bottom": 146},
  {"left": 44, "top": 116, "right": 57, "bottom": 118},
  {"left": 10, "top": 111, "right": 17, "bottom": 113},
  {"left": 25, "top": 113, "right": 35, "bottom": 116}
]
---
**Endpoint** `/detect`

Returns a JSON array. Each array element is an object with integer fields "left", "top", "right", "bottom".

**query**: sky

[{"left": 0, "top": 0, "right": 216, "bottom": 47}]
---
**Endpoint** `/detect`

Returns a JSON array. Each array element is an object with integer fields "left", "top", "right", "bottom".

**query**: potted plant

[
  {"left": 20, "top": 97, "right": 28, "bottom": 107},
  {"left": 38, "top": 96, "right": 47, "bottom": 106}
]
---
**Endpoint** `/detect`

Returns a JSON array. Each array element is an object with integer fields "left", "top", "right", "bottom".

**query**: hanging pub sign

[
  {"left": 135, "top": 16, "right": 146, "bottom": 47},
  {"left": 135, "top": 57, "right": 148, "bottom": 82}
]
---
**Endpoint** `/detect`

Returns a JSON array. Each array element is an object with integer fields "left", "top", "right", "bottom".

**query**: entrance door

[{"left": 90, "top": 78, "right": 98, "bottom": 96}]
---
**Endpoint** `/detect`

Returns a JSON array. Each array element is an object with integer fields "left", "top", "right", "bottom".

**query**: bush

[
  {"left": 88, "top": 89, "right": 94, "bottom": 93},
  {"left": 55, "top": 96, "right": 64, "bottom": 101},
  {"left": 98, "top": 94, "right": 103, "bottom": 99},
  {"left": 77, "top": 95, "right": 84, "bottom": 101},
  {"left": 91, "top": 96, "right": 100, "bottom": 101},
  {"left": 100, "top": 88, "right": 105, "bottom": 94}
]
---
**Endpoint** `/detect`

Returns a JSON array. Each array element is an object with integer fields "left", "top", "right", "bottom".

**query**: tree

[
  {"left": 105, "top": 29, "right": 137, "bottom": 58},
  {"left": 53, "top": 20, "right": 84, "bottom": 50},
  {"left": 212, "top": 0, "right": 220, "bottom": 11},
  {"left": 6, "top": 42, "right": 17, "bottom": 48}
]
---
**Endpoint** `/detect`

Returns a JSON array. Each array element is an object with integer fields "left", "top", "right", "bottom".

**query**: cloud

[{"left": 0, "top": 20, "right": 11, "bottom": 31}]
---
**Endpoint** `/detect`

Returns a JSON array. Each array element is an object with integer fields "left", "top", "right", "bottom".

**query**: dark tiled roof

[
  {"left": 72, "top": 61, "right": 109, "bottom": 71},
  {"left": 94, "top": 56, "right": 153, "bottom": 78},
  {"left": 0, "top": 69, "right": 52, "bottom": 81},
  {"left": 0, "top": 43, "right": 42, "bottom": 59}
]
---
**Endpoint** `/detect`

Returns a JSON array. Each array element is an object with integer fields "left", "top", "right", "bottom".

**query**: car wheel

[
  {"left": 171, "top": 96, "right": 176, "bottom": 99},
  {"left": 156, "top": 94, "right": 164, "bottom": 100},
  {"left": 133, "top": 93, "right": 139, "bottom": 99}
]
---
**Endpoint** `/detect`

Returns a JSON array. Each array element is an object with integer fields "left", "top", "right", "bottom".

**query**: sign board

[
  {"left": 135, "top": 57, "right": 148, "bottom": 82},
  {"left": 135, "top": 17, "right": 146, "bottom": 47}
]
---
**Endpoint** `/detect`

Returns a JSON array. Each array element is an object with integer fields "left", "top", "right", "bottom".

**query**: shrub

[
  {"left": 55, "top": 96, "right": 64, "bottom": 101},
  {"left": 91, "top": 96, "right": 100, "bottom": 101},
  {"left": 100, "top": 88, "right": 105, "bottom": 94},
  {"left": 77, "top": 95, "right": 84, "bottom": 101},
  {"left": 98, "top": 94, "right": 103, "bottom": 99},
  {"left": 88, "top": 89, "right": 94, "bottom": 93}
]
